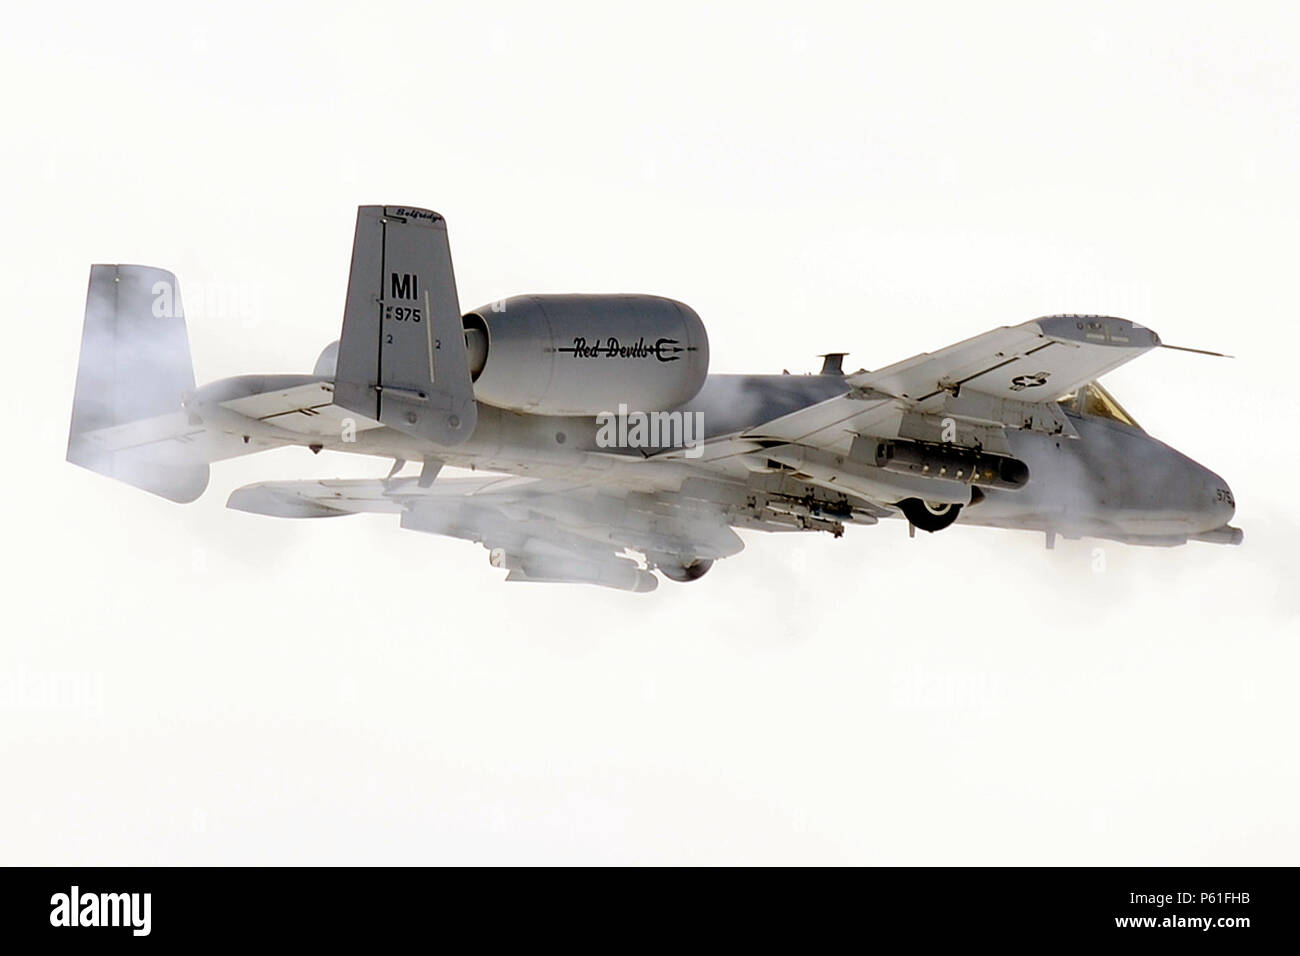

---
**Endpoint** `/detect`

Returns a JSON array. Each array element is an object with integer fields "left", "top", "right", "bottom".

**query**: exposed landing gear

[
  {"left": 657, "top": 558, "right": 714, "bottom": 582},
  {"left": 899, "top": 497, "right": 962, "bottom": 533}
]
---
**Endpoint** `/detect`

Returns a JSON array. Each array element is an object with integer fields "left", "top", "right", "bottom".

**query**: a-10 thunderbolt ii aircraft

[{"left": 67, "top": 205, "right": 1241, "bottom": 592}]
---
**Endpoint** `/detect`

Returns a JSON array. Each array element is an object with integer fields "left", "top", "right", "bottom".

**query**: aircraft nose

[
  {"left": 1203, "top": 469, "right": 1236, "bottom": 526},
  {"left": 1153, "top": 448, "right": 1236, "bottom": 534},
  {"left": 1173, "top": 455, "right": 1236, "bottom": 533}
]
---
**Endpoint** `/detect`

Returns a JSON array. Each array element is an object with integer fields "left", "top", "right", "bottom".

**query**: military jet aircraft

[{"left": 67, "top": 205, "right": 1241, "bottom": 591}]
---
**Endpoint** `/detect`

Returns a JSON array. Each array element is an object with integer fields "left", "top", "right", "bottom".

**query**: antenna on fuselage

[{"left": 818, "top": 352, "right": 848, "bottom": 375}]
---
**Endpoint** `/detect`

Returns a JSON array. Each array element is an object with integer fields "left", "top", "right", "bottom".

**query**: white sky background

[{"left": 0, "top": 1, "right": 1296, "bottom": 863}]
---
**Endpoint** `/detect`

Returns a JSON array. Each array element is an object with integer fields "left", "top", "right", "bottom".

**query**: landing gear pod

[{"left": 657, "top": 558, "right": 714, "bottom": 582}]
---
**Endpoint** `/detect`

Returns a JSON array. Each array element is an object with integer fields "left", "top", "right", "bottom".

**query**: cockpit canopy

[{"left": 1057, "top": 381, "right": 1143, "bottom": 431}]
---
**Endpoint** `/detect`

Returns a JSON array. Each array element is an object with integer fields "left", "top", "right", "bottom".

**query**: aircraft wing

[
  {"left": 227, "top": 474, "right": 746, "bottom": 592},
  {"left": 743, "top": 315, "right": 1160, "bottom": 454},
  {"left": 849, "top": 314, "right": 1159, "bottom": 404}
]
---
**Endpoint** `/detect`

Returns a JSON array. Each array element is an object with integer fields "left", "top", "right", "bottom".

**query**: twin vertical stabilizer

[{"left": 333, "top": 205, "right": 478, "bottom": 446}]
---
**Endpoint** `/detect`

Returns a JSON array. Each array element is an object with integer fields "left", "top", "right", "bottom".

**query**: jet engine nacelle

[{"left": 462, "top": 294, "right": 709, "bottom": 416}]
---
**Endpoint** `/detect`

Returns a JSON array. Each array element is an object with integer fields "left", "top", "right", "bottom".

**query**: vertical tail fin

[
  {"left": 333, "top": 206, "right": 478, "bottom": 447},
  {"left": 67, "top": 265, "right": 209, "bottom": 502}
]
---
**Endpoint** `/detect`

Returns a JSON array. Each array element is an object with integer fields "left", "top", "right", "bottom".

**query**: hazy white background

[{"left": 1, "top": 1, "right": 1296, "bottom": 864}]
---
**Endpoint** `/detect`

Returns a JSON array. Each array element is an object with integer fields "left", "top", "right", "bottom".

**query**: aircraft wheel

[
  {"left": 899, "top": 498, "right": 962, "bottom": 533},
  {"left": 659, "top": 558, "right": 714, "bottom": 582}
]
